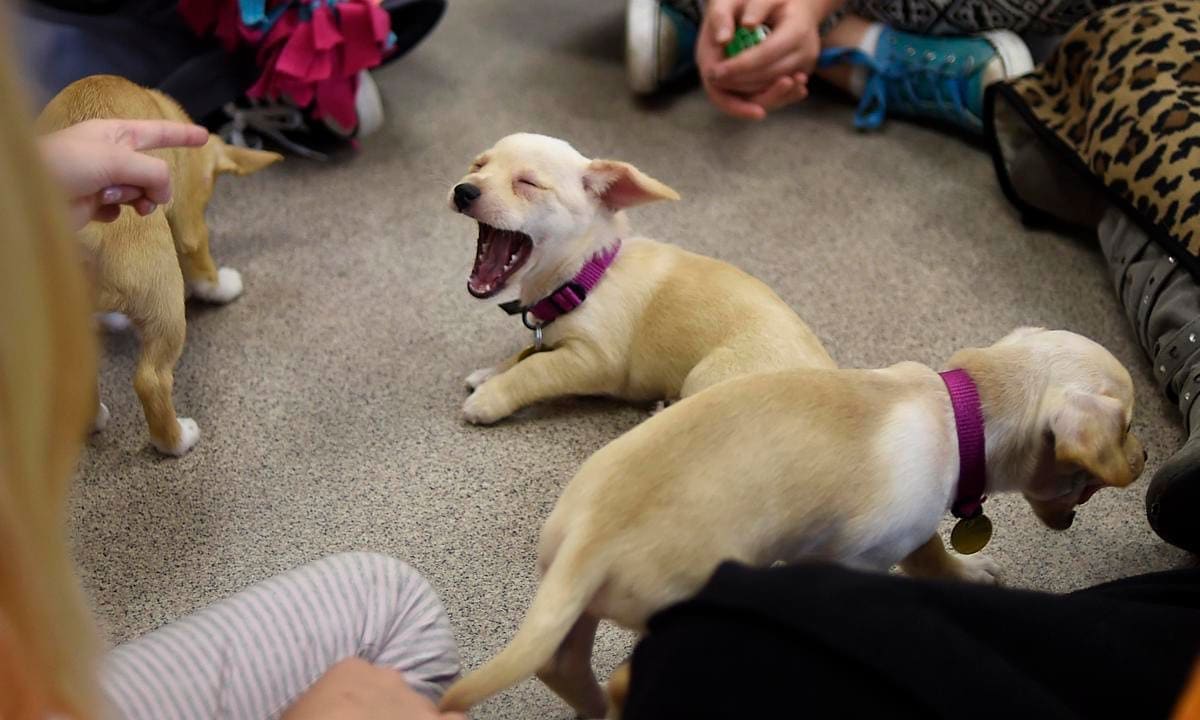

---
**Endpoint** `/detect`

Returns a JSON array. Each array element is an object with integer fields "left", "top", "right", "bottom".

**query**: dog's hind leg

[
  {"left": 168, "top": 205, "right": 243, "bottom": 304},
  {"left": 129, "top": 256, "right": 199, "bottom": 456},
  {"left": 537, "top": 614, "right": 607, "bottom": 719},
  {"left": 679, "top": 347, "right": 743, "bottom": 398}
]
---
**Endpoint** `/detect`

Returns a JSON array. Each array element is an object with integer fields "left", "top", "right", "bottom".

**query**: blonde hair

[{"left": 0, "top": 15, "right": 103, "bottom": 720}]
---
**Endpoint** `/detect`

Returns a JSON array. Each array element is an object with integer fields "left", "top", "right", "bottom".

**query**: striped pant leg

[{"left": 101, "top": 552, "right": 460, "bottom": 720}]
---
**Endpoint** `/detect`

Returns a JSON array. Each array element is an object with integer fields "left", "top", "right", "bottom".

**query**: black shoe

[{"left": 1147, "top": 436, "right": 1200, "bottom": 554}]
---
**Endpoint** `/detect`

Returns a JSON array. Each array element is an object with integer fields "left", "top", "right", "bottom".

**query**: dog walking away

[
  {"left": 39, "top": 75, "right": 281, "bottom": 456},
  {"left": 441, "top": 328, "right": 1146, "bottom": 718}
]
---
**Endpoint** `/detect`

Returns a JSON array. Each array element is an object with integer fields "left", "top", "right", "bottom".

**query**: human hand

[
  {"left": 281, "top": 658, "right": 467, "bottom": 720},
  {"left": 39, "top": 118, "right": 209, "bottom": 229},
  {"left": 696, "top": 0, "right": 826, "bottom": 119}
]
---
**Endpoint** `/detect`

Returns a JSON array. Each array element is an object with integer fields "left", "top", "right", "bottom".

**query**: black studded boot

[{"left": 1098, "top": 208, "right": 1200, "bottom": 554}]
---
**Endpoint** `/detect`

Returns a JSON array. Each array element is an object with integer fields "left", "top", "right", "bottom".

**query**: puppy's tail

[{"left": 439, "top": 535, "right": 607, "bottom": 712}]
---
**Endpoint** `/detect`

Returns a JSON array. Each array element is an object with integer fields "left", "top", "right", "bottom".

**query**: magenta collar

[
  {"left": 939, "top": 369, "right": 987, "bottom": 519},
  {"left": 499, "top": 241, "right": 621, "bottom": 328}
]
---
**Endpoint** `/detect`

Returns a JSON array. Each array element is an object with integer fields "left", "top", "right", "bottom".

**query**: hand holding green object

[{"left": 724, "top": 25, "right": 770, "bottom": 57}]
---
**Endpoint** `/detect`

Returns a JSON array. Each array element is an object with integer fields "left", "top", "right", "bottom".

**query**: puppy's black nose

[{"left": 454, "top": 183, "right": 481, "bottom": 212}]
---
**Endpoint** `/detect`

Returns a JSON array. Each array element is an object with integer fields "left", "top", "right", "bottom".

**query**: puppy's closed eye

[
  {"left": 516, "top": 177, "right": 543, "bottom": 190},
  {"left": 470, "top": 158, "right": 488, "bottom": 172}
]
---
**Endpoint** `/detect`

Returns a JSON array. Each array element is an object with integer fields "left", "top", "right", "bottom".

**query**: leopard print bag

[{"left": 985, "top": 1, "right": 1200, "bottom": 273}]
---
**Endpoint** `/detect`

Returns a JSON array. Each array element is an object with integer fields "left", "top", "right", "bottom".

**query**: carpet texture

[{"left": 71, "top": 1, "right": 1195, "bottom": 717}]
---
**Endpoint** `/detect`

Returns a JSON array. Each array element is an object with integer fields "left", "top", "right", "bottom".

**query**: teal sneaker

[
  {"left": 626, "top": 0, "right": 701, "bottom": 95},
  {"left": 818, "top": 28, "right": 1033, "bottom": 133}
]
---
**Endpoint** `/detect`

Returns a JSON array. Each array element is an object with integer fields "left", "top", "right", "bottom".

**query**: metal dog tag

[
  {"left": 950, "top": 514, "right": 993, "bottom": 555},
  {"left": 515, "top": 326, "right": 547, "bottom": 363}
]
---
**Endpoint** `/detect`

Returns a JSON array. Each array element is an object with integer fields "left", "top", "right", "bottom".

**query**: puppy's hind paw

[
  {"left": 465, "top": 366, "right": 498, "bottom": 391},
  {"left": 92, "top": 402, "right": 110, "bottom": 434},
  {"left": 152, "top": 417, "right": 201, "bottom": 456},
  {"left": 190, "top": 267, "right": 244, "bottom": 304},
  {"left": 950, "top": 553, "right": 1002, "bottom": 585}
]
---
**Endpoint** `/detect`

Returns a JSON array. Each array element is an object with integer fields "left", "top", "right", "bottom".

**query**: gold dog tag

[{"left": 950, "top": 514, "right": 993, "bottom": 555}]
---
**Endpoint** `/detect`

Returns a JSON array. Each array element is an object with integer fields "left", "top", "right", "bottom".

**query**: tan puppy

[
  {"left": 39, "top": 75, "right": 281, "bottom": 456},
  {"left": 440, "top": 328, "right": 1146, "bottom": 717},
  {"left": 449, "top": 133, "right": 834, "bottom": 424}
]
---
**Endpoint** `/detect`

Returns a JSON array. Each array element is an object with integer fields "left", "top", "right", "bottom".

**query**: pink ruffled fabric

[{"left": 179, "top": 0, "right": 392, "bottom": 131}]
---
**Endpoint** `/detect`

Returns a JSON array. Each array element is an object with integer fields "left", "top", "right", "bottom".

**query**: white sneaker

[{"left": 626, "top": 0, "right": 702, "bottom": 95}]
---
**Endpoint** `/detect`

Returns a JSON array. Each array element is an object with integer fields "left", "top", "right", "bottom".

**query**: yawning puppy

[
  {"left": 39, "top": 75, "right": 281, "bottom": 455},
  {"left": 449, "top": 133, "right": 835, "bottom": 424},
  {"left": 440, "top": 328, "right": 1145, "bottom": 718}
]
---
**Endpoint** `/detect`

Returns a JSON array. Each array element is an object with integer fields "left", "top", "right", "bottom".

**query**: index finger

[{"left": 116, "top": 120, "right": 209, "bottom": 152}]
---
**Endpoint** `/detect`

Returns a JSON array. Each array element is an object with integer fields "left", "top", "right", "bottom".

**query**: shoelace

[
  {"left": 219, "top": 102, "right": 331, "bottom": 161},
  {"left": 817, "top": 47, "right": 974, "bottom": 130}
]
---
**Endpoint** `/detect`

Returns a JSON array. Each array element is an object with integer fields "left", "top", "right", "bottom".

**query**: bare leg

[
  {"left": 536, "top": 614, "right": 607, "bottom": 719},
  {"left": 817, "top": 14, "right": 875, "bottom": 93}
]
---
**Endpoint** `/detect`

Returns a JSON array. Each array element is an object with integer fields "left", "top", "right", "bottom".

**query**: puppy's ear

[
  {"left": 1047, "top": 390, "right": 1135, "bottom": 487},
  {"left": 584, "top": 159, "right": 680, "bottom": 211},
  {"left": 212, "top": 136, "right": 284, "bottom": 176}
]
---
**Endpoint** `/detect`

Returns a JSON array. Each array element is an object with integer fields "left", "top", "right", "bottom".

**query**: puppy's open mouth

[{"left": 468, "top": 223, "right": 532, "bottom": 298}]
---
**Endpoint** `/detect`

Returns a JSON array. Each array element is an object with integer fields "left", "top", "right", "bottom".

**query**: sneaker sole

[
  {"left": 626, "top": 0, "right": 661, "bottom": 94},
  {"left": 356, "top": 71, "right": 385, "bottom": 138},
  {"left": 981, "top": 29, "right": 1035, "bottom": 79}
]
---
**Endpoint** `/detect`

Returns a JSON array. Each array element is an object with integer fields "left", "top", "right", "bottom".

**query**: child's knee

[{"left": 316, "top": 552, "right": 441, "bottom": 615}]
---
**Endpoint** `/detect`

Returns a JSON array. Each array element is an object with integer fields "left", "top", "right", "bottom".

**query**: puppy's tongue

[{"left": 468, "top": 224, "right": 531, "bottom": 298}]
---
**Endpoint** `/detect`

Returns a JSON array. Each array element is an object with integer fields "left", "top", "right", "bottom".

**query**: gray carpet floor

[{"left": 72, "top": 1, "right": 1195, "bottom": 717}]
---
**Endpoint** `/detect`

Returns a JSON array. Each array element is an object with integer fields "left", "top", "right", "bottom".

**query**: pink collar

[
  {"left": 939, "top": 369, "right": 987, "bottom": 519},
  {"left": 499, "top": 241, "right": 621, "bottom": 328}
]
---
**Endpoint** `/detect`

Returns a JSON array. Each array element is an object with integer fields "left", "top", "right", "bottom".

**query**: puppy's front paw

[
  {"left": 949, "top": 554, "right": 1002, "bottom": 585},
  {"left": 152, "top": 417, "right": 201, "bottom": 456},
  {"left": 462, "top": 385, "right": 510, "bottom": 425},
  {"left": 92, "top": 402, "right": 110, "bottom": 433},
  {"left": 190, "top": 267, "right": 244, "bottom": 304},
  {"left": 465, "top": 366, "right": 498, "bottom": 391}
]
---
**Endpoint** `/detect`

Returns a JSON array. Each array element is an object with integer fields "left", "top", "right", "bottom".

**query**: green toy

[{"left": 724, "top": 25, "right": 770, "bottom": 57}]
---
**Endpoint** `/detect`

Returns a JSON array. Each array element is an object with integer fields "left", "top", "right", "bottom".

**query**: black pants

[{"left": 625, "top": 562, "right": 1200, "bottom": 719}]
